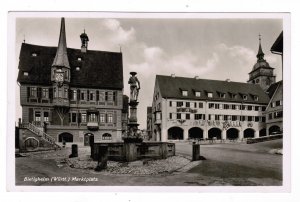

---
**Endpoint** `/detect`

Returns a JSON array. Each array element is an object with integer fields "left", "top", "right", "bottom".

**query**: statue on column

[{"left": 128, "top": 72, "right": 140, "bottom": 101}]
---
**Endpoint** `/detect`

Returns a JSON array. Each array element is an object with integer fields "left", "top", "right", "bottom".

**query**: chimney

[
  {"left": 171, "top": 74, "right": 175, "bottom": 78},
  {"left": 225, "top": 79, "right": 231, "bottom": 82},
  {"left": 194, "top": 76, "right": 200, "bottom": 80}
]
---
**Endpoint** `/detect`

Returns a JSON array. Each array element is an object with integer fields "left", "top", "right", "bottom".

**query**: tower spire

[
  {"left": 52, "top": 17, "right": 70, "bottom": 68},
  {"left": 256, "top": 33, "right": 265, "bottom": 61}
]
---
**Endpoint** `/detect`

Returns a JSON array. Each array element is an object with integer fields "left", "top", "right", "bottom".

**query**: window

[
  {"left": 262, "top": 106, "right": 266, "bottom": 111},
  {"left": 231, "top": 94, "right": 237, "bottom": 99},
  {"left": 231, "top": 105, "right": 236, "bottom": 110},
  {"left": 254, "top": 95, "right": 259, "bottom": 101},
  {"left": 262, "top": 117, "right": 266, "bottom": 122},
  {"left": 219, "top": 104, "right": 223, "bottom": 109},
  {"left": 268, "top": 113, "right": 273, "bottom": 120},
  {"left": 195, "top": 91, "right": 201, "bottom": 97},
  {"left": 89, "top": 114, "right": 97, "bottom": 122},
  {"left": 102, "top": 133, "right": 112, "bottom": 140},
  {"left": 215, "top": 104, "right": 220, "bottom": 109},
  {"left": 96, "top": 91, "right": 99, "bottom": 101},
  {"left": 169, "top": 101, "right": 172, "bottom": 107},
  {"left": 232, "top": 115, "right": 238, "bottom": 121},
  {"left": 235, "top": 105, "right": 239, "bottom": 110},
  {"left": 64, "top": 88, "right": 68, "bottom": 99},
  {"left": 220, "top": 93, "right": 225, "bottom": 98},
  {"left": 186, "top": 102, "right": 190, "bottom": 107},
  {"left": 247, "top": 105, "right": 252, "bottom": 111},
  {"left": 215, "top": 115, "right": 220, "bottom": 120},
  {"left": 276, "top": 100, "right": 281, "bottom": 106},
  {"left": 23, "top": 72, "right": 29, "bottom": 76},
  {"left": 81, "top": 113, "right": 87, "bottom": 123},
  {"left": 113, "top": 92, "right": 116, "bottom": 102},
  {"left": 182, "top": 90, "right": 188, "bottom": 96},
  {"left": 224, "top": 104, "right": 230, "bottom": 109},
  {"left": 177, "top": 113, "right": 181, "bottom": 119},
  {"left": 54, "top": 88, "right": 57, "bottom": 98},
  {"left": 255, "top": 116, "right": 260, "bottom": 122},
  {"left": 58, "top": 88, "right": 62, "bottom": 98},
  {"left": 254, "top": 106, "right": 260, "bottom": 111},
  {"left": 169, "top": 113, "right": 173, "bottom": 119},
  {"left": 43, "top": 112, "right": 49, "bottom": 122},
  {"left": 90, "top": 92, "right": 94, "bottom": 101},
  {"left": 42, "top": 88, "right": 49, "bottom": 98},
  {"left": 199, "top": 102, "right": 203, "bottom": 108},
  {"left": 248, "top": 116, "right": 253, "bottom": 122},
  {"left": 107, "top": 114, "right": 113, "bottom": 123},
  {"left": 271, "top": 102, "right": 276, "bottom": 108},
  {"left": 243, "top": 95, "right": 248, "bottom": 100},
  {"left": 241, "top": 105, "right": 246, "bottom": 110},
  {"left": 72, "top": 90, "right": 77, "bottom": 100},
  {"left": 177, "top": 102, "right": 183, "bottom": 107},
  {"left": 71, "top": 113, "right": 77, "bottom": 123},
  {"left": 100, "top": 114, "right": 105, "bottom": 123},
  {"left": 195, "top": 114, "right": 203, "bottom": 120},
  {"left": 64, "top": 70, "right": 68, "bottom": 80},
  {"left": 30, "top": 87, "right": 37, "bottom": 97},
  {"left": 190, "top": 102, "right": 194, "bottom": 108},
  {"left": 186, "top": 114, "right": 190, "bottom": 120},
  {"left": 274, "top": 111, "right": 283, "bottom": 118},
  {"left": 81, "top": 92, "right": 85, "bottom": 100},
  {"left": 209, "top": 103, "right": 214, "bottom": 109},
  {"left": 34, "top": 111, "right": 41, "bottom": 122},
  {"left": 224, "top": 115, "right": 228, "bottom": 121},
  {"left": 240, "top": 116, "right": 246, "bottom": 121},
  {"left": 105, "top": 92, "right": 108, "bottom": 101},
  {"left": 207, "top": 92, "right": 213, "bottom": 98}
]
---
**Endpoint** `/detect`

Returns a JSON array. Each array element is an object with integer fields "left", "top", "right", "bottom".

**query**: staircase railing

[{"left": 19, "top": 122, "right": 61, "bottom": 149}]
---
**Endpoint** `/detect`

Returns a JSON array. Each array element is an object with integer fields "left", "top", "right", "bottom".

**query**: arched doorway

[
  {"left": 244, "top": 128, "right": 255, "bottom": 138},
  {"left": 102, "top": 133, "right": 112, "bottom": 140},
  {"left": 259, "top": 128, "right": 267, "bottom": 137},
  {"left": 24, "top": 137, "right": 39, "bottom": 150},
  {"left": 84, "top": 133, "right": 94, "bottom": 146},
  {"left": 227, "top": 128, "right": 239, "bottom": 140},
  {"left": 168, "top": 127, "right": 184, "bottom": 140},
  {"left": 58, "top": 133, "right": 73, "bottom": 142},
  {"left": 269, "top": 125, "right": 281, "bottom": 135},
  {"left": 208, "top": 128, "right": 221, "bottom": 139},
  {"left": 188, "top": 127, "right": 203, "bottom": 139}
]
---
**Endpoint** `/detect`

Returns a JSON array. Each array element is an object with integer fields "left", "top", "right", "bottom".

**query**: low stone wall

[
  {"left": 246, "top": 134, "right": 283, "bottom": 144},
  {"left": 91, "top": 142, "right": 175, "bottom": 162}
]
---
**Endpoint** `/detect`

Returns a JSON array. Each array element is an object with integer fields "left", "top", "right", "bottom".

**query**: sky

[{"left": 15, "top": 16, "right": 283, "bottom": 129}]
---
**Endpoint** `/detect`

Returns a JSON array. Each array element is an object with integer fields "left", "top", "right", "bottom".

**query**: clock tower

[
  {"left": 51, "top": 18, "right": 70, "bottom": 107},
  {"left": 248, "top": 35, "right": 276, "bottom": 91}
]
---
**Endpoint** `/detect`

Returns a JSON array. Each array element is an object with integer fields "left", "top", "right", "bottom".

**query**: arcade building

[
  {"left": 150, "top": 35, "right": 283, "bottom": 142},
  {"left": 17, "top": 18, "right": 125, "bottom": 148}
]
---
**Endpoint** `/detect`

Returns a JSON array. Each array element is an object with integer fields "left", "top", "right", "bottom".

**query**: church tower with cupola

[
  {"left": 248, "top": 35, "right": 276, "bottom": 91},
  {"left": 51, "top": 17, "right": 70, "bottom": 108}
]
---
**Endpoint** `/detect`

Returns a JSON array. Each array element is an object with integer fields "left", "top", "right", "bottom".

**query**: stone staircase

[{"left": 19, "top": 122, "right": 61, "bottom": 149}]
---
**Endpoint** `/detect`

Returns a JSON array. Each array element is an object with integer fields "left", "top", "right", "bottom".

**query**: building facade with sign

[
  {"left": 150, "top": 37, "right": 281, "bottom": 142},
  {"left": 17, "top": 18, "right": 124, "bottom": 147},
  {"left": 151, "top": 75, "right": 270, "bottom": 142}
]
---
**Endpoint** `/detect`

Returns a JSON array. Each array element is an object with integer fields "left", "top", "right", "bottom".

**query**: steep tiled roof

[
  {"left": 156, "top": 75, "right": 270, "bottom": 104},
  {"left": 266, "top": 81, "right": 283, "bottom": 98},
  {"left": 17, "top": 43, "right": 123, "bottom": 89}
]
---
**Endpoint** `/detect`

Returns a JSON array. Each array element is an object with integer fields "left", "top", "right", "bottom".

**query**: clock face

[{"left": 55, "top": 73, "right": 64, "bottom": 82}]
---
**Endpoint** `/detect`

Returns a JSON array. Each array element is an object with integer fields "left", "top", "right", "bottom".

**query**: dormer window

[
  {"left": 195, "top": 91, "right": 201, "bottom": 97},
  {"left": 230, "top": 93, "right": 237, "bottom": 99},
  {"left": 182, "top": 90, "right": 188, "bottom": 96},
  {"left": 243, "top": 95, "right": 248, "bottom": 100},
  {"left": 207, "top": 92, "right": 213, "bottom": 98},
  {"left": 254, "top": 95, "right": 259, "bottom": 101},
  {"left": 23, "top": 72, "right": 29, "bottom": 76},
  {"left": 219, "top": 92, "right": 226, "bottom": 98},
  {"left": 31, "top": 53, "right": 37, "bottom": 57},
  {"left": 76, "top": 67, "right": 80, "bottom": 71}
]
